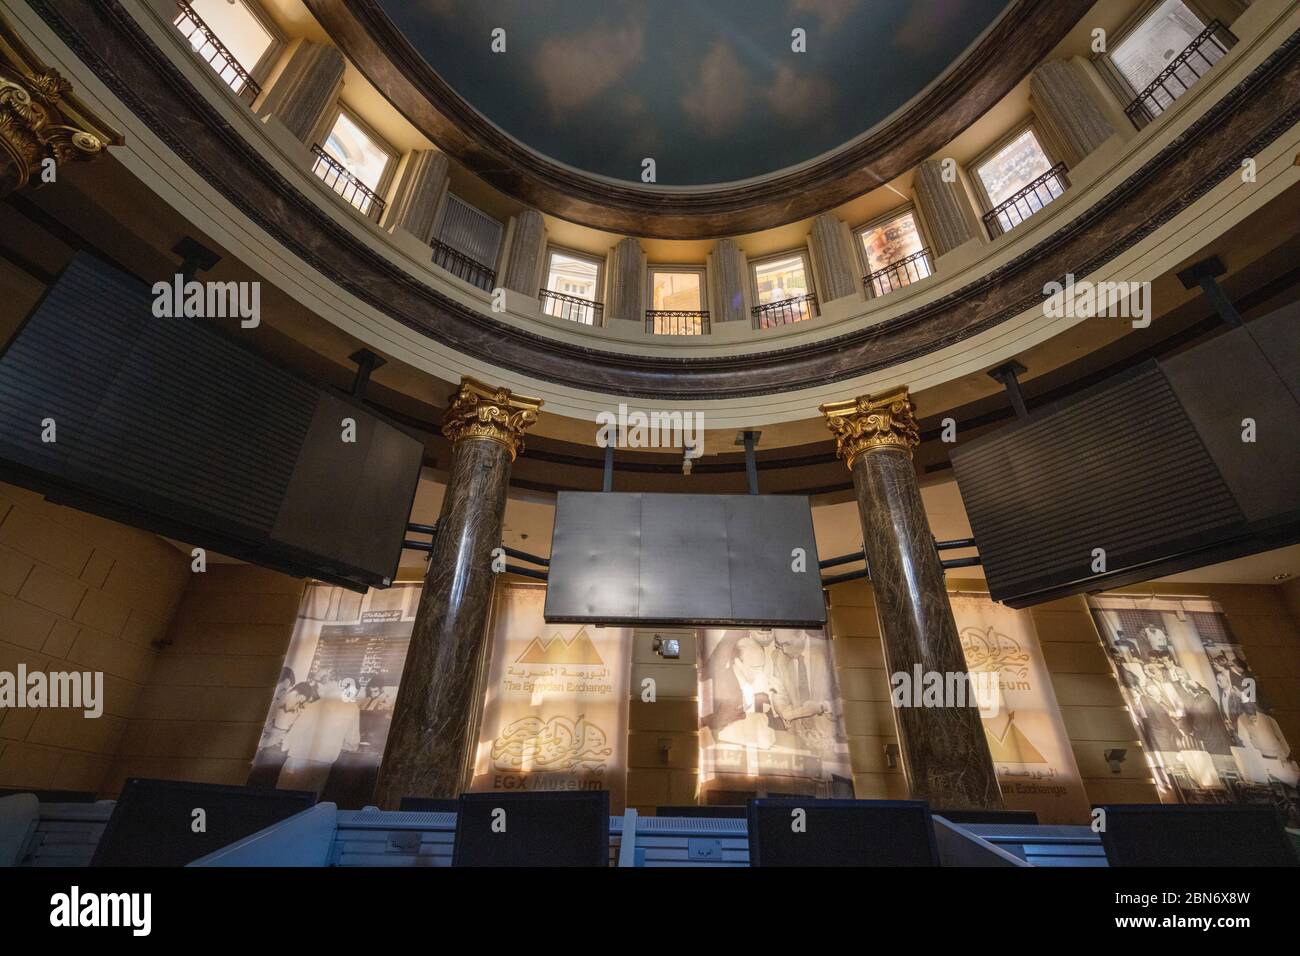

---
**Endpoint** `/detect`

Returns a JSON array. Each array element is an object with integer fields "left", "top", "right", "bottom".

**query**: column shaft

[
  {"left": 373, "top": 379, "right": 540, "bottom": 806},
  {"left": 823, "top": 388, "right": 1001, "bottom": 811}
]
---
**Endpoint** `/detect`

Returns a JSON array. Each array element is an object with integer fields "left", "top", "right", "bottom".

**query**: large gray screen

[{"left": 544, "top": 492, "right": 825, "bottom": 626}]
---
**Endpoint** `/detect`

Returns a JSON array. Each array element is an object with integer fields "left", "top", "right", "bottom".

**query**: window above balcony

[
  {"left": 973, "top": 126, "right": 1067, "bottom": 237},
  {"left": 173, "top": 0, "right": 278, "bottom": 102},
  {"left": 856, "top": 208, "right": 932, "bottom": 298},
  {"left": 751, "top": 252, "right": 816, "bottom": 329},
  {"left": 647, "top": 268, "right": 708, "bottom": 335},
  {"left": 542, "top": 248, "right": 603, "bottom": 325}
]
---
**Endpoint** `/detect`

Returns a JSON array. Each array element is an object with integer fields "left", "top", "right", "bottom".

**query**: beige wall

[
  {"left": 826, "top": 577, "right": 1300, "bottom": 812},
  {"left": 825, "top": 580, "right": 908, "bottom": 799},
  {"left": 104, "top": 564, "right": 305, "bottom": 795},
  {"left": 625, "top": 628, "right": 698, "bottom": 815},
  {"left": 0, "top": 482, "right": 306, "bottom": 797},
  {"left": 0, "top": 482, "right": 190, "bottom": 793}
]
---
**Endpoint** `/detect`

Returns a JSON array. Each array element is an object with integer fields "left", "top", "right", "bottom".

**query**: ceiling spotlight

[{"left": 1274, "top": 572, "right": 1293, "bottom": 582}]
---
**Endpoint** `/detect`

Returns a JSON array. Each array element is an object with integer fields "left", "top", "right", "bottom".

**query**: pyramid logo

[
  {"left": 515, "top": 628, "right": 604, "bottom": 665},
  {"left": 983, "top": 711, "right": 1047, "bottom": 764}
]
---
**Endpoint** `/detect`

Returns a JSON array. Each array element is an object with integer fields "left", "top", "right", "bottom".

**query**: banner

[
  {"left": 469, "top": 583, "right": 632, "bottom": 809},
  {"left": 249, "top": 582, "right": 420, "bottom": 807},
  {"left": 698, "top": 629, "right": 853, "bottom": 801},
  {"left": 951, "top": 595, "right": 1090, "bottom": 824},
  {"left": 1088, "top": 594, "right": 1299, "bottom": 825}
]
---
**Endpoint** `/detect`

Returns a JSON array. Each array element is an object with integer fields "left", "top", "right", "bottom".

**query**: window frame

[
  {"left": 1093, "top": 0, "right": 1224, "bottom": 106},
  {"left": 646, "top": 264, "right": 709, "bottom": 315},
  {"left": 542, "top": 244, "right": 605, "bottom": 304},
  {"left": 851, "top": 204, "right": 933, "bottom": 284},
  {"left": 966, "top": 120, "right": 1063, "bottom": 216},
  {"left": 315, "top": 102, "right": 398, "bottom": 203},
  {"left": 175, "top": 0, "right": 286, "bottom": 88},
  {"left": 748, "top": 247, "right": 818, "bottom": 327}
]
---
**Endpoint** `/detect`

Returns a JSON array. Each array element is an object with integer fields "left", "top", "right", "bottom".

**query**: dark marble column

[
  {"left": 373, "top": 377, "right": 540, "bottom": 807},
  {"left": 822, "top": 387, "right": 1002, "bottom": 811}
]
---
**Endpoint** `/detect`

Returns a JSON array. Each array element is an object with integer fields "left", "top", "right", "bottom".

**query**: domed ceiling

[{"left": 375, "top": 0, "right": 1014, "bottom": 186}]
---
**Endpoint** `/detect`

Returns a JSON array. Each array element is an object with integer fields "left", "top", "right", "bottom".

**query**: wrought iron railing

[
  {"left": 1125, "top": 22, "right": 1230, "bottom": 127},
  {"left": 430, "top": 237, "right": 496, "bottom": 292},
  {"left": 982, "top": 163, "right": 1068, "bottom": 238},
  {"left": 173, "top": 0, "right": 261, "bottom": 104},
  {"left": 645, "top": 310, "right": 710, "bottom": 336},
  {"left": 864, "top": 249, "right": 933, "bottom": 298},
  {"left": 751, "top": 293, "right": 817, "bottom": 329},
  {"left": 311, "top": 145, "right": 386, "bottom": 221},
  {"left": 540, "top": 289, "right": 603, "bottom": 325}
]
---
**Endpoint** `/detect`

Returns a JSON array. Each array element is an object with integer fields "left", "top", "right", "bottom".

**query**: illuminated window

[
  {"left": 542, "top": 249, "right": 603, "bottom": 325},
  {"left": 974, "top": 127, "right": 1066, "bottom": 235},
  {"left": 1110, "top": 0, "right": 1225, "bottom": 119},
  {"left": 650, "top": 269, "right": 704, "bottom": 312},
  {"left": 647, "top": 268, "right": 707, "bottom": 335},
  {"left": 312, "top": 109, "right": 394, "bottom": 218},
  {"left": 174, "top": 0, "right": 276, "bottom": 99},
  {"left": 751, "top": 252, "right": 815, "bottom": 328},
  {"left": 855, "top": 209, "right": 931, "bottom": 297}
]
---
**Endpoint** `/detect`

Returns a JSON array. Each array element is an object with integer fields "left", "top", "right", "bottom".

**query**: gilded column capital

[
  {"left": 820, "top": 385, "right": 919, "bottom": 467},
  {"left": 440, "top": 376, "right": 542, "bottom": 460},
  {"left": 0, "top": 17, "right": 119, "bottom": 197}
]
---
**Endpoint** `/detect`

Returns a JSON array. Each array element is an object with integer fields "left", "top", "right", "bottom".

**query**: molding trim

[
  {"left": 23, "top": 2, "right": 1300, "bottom": 402},
  {"left": 310, "top": 0, "right": 1095, "bottom": 239}
]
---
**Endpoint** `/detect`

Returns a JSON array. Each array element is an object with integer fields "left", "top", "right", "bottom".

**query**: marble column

[
  {"left": 0, "top": 56, "right": 111, "bottom": 198},
  {"left": 808, "top": 213, "right": 858, "bottom": 301},
  {"left": 257, "top": 40, "right": 344, "bottom": 143},
  {"left": 383, "top": 150, "right": 449, "bottom": 242},
  {"left": 708, "top": 238, "right": 748, "bottom": 323},
  {"left": 501, "top": 208, "right": 546, "bottom": 296},
  {"left": 373, "top": 377, "right": 541, "bottom": 807},
  {"left": 1030, "top": 59, "right": 1117, "bottom": 166},
  {"left": 913, "top": 159, "right": 982, "bottom": 258},
  {"left": 821, "top": 387, "right": 1002, "bottom": 811},
  {"left": 605, "top": 237, "right": 646, "bottom": 322}
]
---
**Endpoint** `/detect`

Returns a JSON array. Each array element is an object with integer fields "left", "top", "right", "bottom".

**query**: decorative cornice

[
  {"left": 22, "top": 3, "right": 1300, "bottom": 401},
  {"left": 821, "top": 387, "right": 920, "bottom": 468},
  {"left": 440, "top": 376, "right": 541, "bottom": 460},
  {"left": 310, "top": 0, "right": 1095, "bottom": 239},
  {"left": 0, "top": 14, "right": 117, "bottom": 197}
]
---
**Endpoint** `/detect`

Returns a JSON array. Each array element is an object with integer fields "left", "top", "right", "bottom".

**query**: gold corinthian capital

[
  {"left": 440, "top": 377, "right": 543, "bottom": 460},
  {"left": 0, "top": 16, "right": 120, "bottom": 198},
  {"left": 819, "top": 385, "right": 920, "bottom": 468}
]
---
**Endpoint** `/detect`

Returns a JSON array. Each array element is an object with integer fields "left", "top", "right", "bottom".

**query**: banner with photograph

[
  {"left": 1088, "top": 594, "right": 1299, "bottom": 825},
  {"left": 698, "top": 629, "right": 854, "bottom": 801},
  {"left": 469, "top": 583, "right": 633, "bottom": 809},
  {"left": 951, "top": 595, "right": 1090, "bottom": 824},
  {"left": 249, "top": 582, "right": 420, "bottom": 807}
]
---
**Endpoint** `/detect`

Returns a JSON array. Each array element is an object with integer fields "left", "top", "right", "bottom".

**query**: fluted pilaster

[
  {"left": 913, "top": 159, "right": 982, "bottom": 257},
  {"left": 257, "top": 40, "right": 344, "bottom": 143},
  {"left": 808, "top": 213, "right": 858, "bottom": 302},
  {"left": 605, "top": 237, "right": 646, "bottom": 322},
  {"left": 501, "top": 208, "right": 547, "bottom": 296},
  {"left": 708, "top": 238, "right": 749, "bottom": 323},
  {"left": 383, "top": 149, "right": 449, "bottom": 242},
  {"left": 1030, "top": 59, "right": 1117, "bottom": 166}
]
